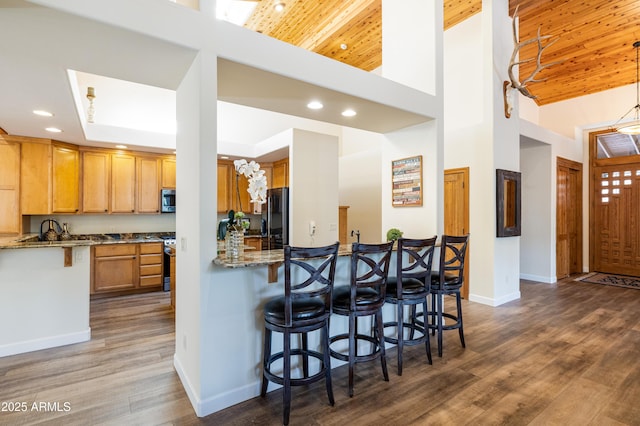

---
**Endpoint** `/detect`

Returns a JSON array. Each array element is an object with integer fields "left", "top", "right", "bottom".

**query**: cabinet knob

[
  {"left": 104, "top": 209, "right": 108, "bottom": 212},
  {"left": 131, "top": 210, "right": 134, "bottom": 212}
]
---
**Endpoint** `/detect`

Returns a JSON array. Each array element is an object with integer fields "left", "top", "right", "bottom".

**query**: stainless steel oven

[{"left": 161, "top": 189, "right": 176, "bottom": 213}]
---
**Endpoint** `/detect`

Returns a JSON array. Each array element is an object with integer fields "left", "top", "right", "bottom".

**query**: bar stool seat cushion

[
  {"left": 386, "top": 276, "right": 426, "bottom": 295},
  {"left": 333, "top": 286, "right": 378, "bottom": 307},
  {"left": 264, "top": 296, "right": 325, "bottom": 325},
  {"left": 430, "top": 271, "right": 461, "bottom": 290}
]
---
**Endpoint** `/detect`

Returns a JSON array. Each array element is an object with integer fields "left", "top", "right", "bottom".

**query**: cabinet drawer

[
  {"left": 94, "top": 244, "right": 136, "bottom": 257},
  {"left": 140, "top": 274, "right": 162, "bottom": 287},
  {"left": 140, "top": 253, "right": 162, "bottom": 265},
  {"left": 140, "top": 242, "right": 163, "bottom": 254},
  {"left": 140, "top": 264, "right": 162, "bottom": 276}
]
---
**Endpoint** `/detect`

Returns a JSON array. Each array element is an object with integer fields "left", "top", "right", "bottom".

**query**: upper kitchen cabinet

[
  {"left": 0, "top": 138, "right": 21, "bottom": 235},
  {"left": 137, "top": 157, "right": 161, "bottom": 214},
  {"left": 161, "top": 158, "right": 176, "bottom": 189},
  {"left": 272, "top": 158, "right": 289, "bottom": 188},
  {"left": 217, "top": 160, "right": 251, "bottom": 214},
  {"left": 20, "top": 139, "right": 80, "bottom": 215},
  {"left": 110, "top": 153, "right": 136, "bottom": 213},
  {"left": 82, "top": 150, "right": 111, "bottom": 213},
  {"left": 217, "top": 161, "right": 232, "bottom": 213}
]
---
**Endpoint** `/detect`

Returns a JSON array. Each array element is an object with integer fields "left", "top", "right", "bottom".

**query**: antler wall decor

[{"left": 503, "top": 6, "right": 563, "bottom": 118}]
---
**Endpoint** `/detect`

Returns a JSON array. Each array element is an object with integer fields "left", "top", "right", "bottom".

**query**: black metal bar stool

[
  {"left": 260, "top": 242, "right": 340, "bottom": 425},
  {"left": 420, "top": 234, "right": 469, "bottom": 357},
  {"left": 329, "top": 241, "right": 394, "bottom": 397},
  {"left": 383, "top": 236, "right": 437, "bottom": 375}
]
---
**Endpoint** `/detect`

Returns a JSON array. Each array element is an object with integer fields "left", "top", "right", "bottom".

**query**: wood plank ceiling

[{"left": 242, "top": 0, "right": 640, "bottom": 107}]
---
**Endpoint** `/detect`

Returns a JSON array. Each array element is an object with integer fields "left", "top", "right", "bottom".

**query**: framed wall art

[{"left": 392, "top": 155, "right": 423, "bottom": 207}]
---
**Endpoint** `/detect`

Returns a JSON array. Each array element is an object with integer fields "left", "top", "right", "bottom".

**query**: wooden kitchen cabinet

[
  {"left": 161, "top": 157, "right": 176, "bottom": 189},
  {"left": 110, "top": 153, "right": 136, "bottom": 213},
  {"left": 20, "top": 140, "right": 80, "bottom": 215},
  {"left": 245, "top": 236, "right": 262, "bottom": 251},
  {"left": 272, "top": 158, "right": 289, "bottom": 188},
  {"left": 217, "top": 160, "right": 251, "bottom": 214},
  {"left": 137, "top": 156, "right": 161, "bottom": 213},
  {"left": 0, "top": 138, "right": 21, "bottom": 235},
  {"left": 91, "top": 242, "right": 164, "bottom": 294},
  {"left": 52, "top": 144, "right": 80, "bottom": 213},
  {"left": 217, "top": 161, "right": 232, "bottom": 213},
  {"left": 92, "top": 244, "right": 138, "bottom": 293},
  {"left": 138, "top": 242, "right": 163, "bottom": 288},
  {"left": 82, "top": 150, "right": 111, "bottom": 213}
]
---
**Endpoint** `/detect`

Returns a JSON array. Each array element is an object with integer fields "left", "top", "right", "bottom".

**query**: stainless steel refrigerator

[{"left": 261, "top": 187, "right": 289, "bottom": 250}]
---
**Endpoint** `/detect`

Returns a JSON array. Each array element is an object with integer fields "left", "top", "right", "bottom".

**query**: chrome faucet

[
  {"left": 40, "top": 219, "right": 62, "bottom": 241},
  {"left": 350, "top": 229, "right": 360, "bottom": 243}
]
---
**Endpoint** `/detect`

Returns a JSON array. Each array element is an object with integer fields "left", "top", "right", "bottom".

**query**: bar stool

[
  {"left": 260, "top": 242, "right": 340, "bottom": 426},
  {"left": 383, "top": 236, "right": 437, "bottom": 375},
  {"left": 423, "top": 234, "right": 469, "bottom": 357},
  {"left": 329, "top": 241, "right": 394, "bottom": 397}
]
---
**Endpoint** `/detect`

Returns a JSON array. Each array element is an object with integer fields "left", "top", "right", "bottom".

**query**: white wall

[
  {"left": 0, "top": 246, "right": 90, "bottom": 356},
  {"left": 290, "top": 129, "right": 339, "bottom": 246},
  {"left": 382, "top": 0, "right": 439, "bottom": 95},
  {"left": 338, "top": 127, "right": 383, "bottom": 244},
  {"left": 520, "top": 140, "right": 553, "bottom": 282},
  {"left": 381, "top": 121, "right": 441, "bottom": 240}
]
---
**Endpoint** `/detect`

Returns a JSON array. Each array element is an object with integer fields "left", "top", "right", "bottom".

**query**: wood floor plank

[{"left": 1, "top": 278, "right": 640, "bottom": 425}]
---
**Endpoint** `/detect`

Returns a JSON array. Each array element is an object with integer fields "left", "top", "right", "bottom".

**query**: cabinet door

[
  {"left": 0, "top": 140, "right": 20, "bottom": 235},
  {"left": 217, "top": 161, "right": 232, "bottom": 213},
  {"left": 161, "top": 158, "right": 176, "bottom": 189},
  {"left": 137, "top": 157, "right": 161, "bottom": 214},
  {"left": 82, "top": 151, "right": 110, "bottom": 213},
  {"left": 21, "top": 142, "right": 51, "bottom": 215},
  {"left": 92, "top": 244, "right": 138, "bottom": 293},
  {"left": 52, "top": 145, "right": 80, "bottom": 214},
  {"left": 234, "top": 172, "right": 251, "bottom": 213},
  {"left": 272, "top": 158, "right": 288, "bottom": 188},
  {"left": 111, "top": 154, "right": 136, "bottom": 213}
]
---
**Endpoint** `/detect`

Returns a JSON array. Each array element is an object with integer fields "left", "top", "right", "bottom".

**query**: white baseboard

[
  {"left": 469, "top": 291, "right": 521, "bottom": 307},
  {"left": 174, "top": 353, "right": 263, "bottom": 417},
  {"left": 0, "top": 328, "right": 91, "bottom": 358},
  {"left": 520, "top": 273, "right": 556, "bottom": 283}
]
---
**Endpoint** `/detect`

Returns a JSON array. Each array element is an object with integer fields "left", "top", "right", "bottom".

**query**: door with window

[{"left": 590, "top": 130, "right": 640, "bottom": 276}]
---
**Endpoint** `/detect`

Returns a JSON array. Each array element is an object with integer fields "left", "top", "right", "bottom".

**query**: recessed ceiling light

[
  {"left": 307, "top": 101, "right": 323, "bottom": 110},
  {"left": 33, "top": 110, "right": 53, "bottom": 117},
  {"left": 220, "top": 155, "right": 230, "bottom": 159},
  {"left": 342, "top": 109, "right": 357, "bottom": 117},
  {"left": 115, "top": 145, "right": 128, "bottom": 149},
  {"left": 45, "top": 127, "right": 62, "bottom": 133},
  {"left": 274, "top": 2, "right": 285, "bottom": 12},
  {"left": 340, "top": 43, "right": 348, "bottom": 50}
]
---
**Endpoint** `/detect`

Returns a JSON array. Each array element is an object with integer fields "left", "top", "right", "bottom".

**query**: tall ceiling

[{"left": 245, "top": 0, "right": 640, "bottom": 106}]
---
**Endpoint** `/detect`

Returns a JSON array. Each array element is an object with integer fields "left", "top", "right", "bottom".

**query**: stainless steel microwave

[{"left": 161, "top": 189, "right": 176, "bottom": 213}]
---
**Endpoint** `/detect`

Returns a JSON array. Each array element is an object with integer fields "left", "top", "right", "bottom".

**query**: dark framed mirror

[{"left": 496, "top": 169, "right": 521, "bottom": 237}]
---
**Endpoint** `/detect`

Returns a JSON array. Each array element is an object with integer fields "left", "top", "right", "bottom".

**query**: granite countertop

[
  {"left": 213, "top": 244, "right": 353, "bottom": 269},
  {"left": 0, "top": 232, "right": 174, "bottom": 250}
]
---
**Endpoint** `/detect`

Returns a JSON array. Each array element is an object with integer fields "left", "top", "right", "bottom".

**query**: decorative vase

[
  {"left": 225, "top": 223, "right": 245, "bottom": 259},
  {"left": 43, "top": 219, "right": 59, "bottom": 242},
  {"left": 59, "top": 223, "right": 72, "bottom": 241}
]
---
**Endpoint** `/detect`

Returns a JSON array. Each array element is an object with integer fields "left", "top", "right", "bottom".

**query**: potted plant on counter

[{"left": 386, "top": 228, "right": 403, "bottom": 242}]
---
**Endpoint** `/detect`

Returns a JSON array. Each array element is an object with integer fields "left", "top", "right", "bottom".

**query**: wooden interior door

[
  {"left": 444, "top": 168, "right": 470, "bottom": 298},
  {"left": 556, "top": 158, "right": 582, "bottom": 278}
]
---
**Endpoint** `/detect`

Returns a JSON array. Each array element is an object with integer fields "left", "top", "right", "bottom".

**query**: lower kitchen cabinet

[
  {"left": 139, "top": 242, "right": 164, "bottom": 288},
  {"left": 92, "top": 244, "right": 138, "bottom": 293},
  {"left": 91, "top": 242, "right": 164, "bottom": 295},
  {"left": 245, "top": 236, "right": 262, "bottom": 251}
]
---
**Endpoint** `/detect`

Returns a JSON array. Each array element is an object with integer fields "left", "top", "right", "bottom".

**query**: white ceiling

[{"left": 0, "top": 2, "right": 432, "bottom": 154}]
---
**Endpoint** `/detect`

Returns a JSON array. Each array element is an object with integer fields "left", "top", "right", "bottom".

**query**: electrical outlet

[
  {"left": 75, "top": 250, "right": 84, "bottom": 262},
  {"left": 181, "top": 237, "right": 187, "bottom": 251},
  {"left": 309, "top": 221, "right": 316, "bottom": 236}
]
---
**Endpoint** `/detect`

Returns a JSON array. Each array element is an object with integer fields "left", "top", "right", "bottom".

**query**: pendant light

[{"left": 614, "top": 41, "right": 640, "bottom": 135}]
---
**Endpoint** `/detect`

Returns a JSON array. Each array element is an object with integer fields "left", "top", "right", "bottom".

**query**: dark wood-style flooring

[{"left": 1, "top": 276, "right": 640, "bottom": 425}]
